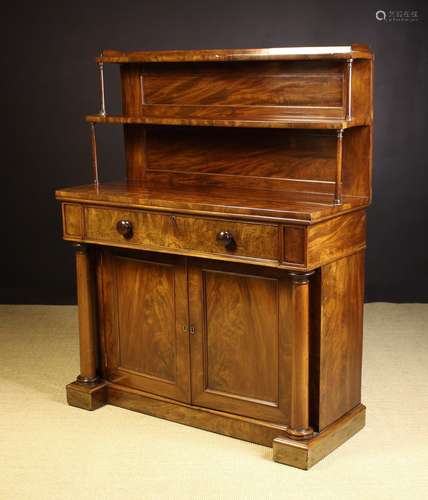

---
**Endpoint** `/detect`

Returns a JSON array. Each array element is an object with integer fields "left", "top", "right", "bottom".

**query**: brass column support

[
  {"left": 98, "top": 58, "right": 106, "bottom": 116},
  {"left": 346, "top": 58, "right": 353, "bottom": 121},
  {"left": 90, "top": 122, "right": 99, "bottom": 187},
  {"left": 334, "top": 128, "right": 344, "bottom": 206},
  {"left": 287, "top": 270, "right": 315, "bottom": 440},
  {"left": 74, "top": 243, "right": 99, "bottom": 385}
]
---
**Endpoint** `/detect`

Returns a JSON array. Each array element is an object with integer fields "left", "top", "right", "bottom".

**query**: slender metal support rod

[
  {"left": 98, "top": 61, "right": 106, "bottom": 116},
  {"left": 90, "top": 122, "right": 99, "bottom": 187},
  {"left": 334, "top": 129, "right": 344, "bottom": 205},
  {"left": 346, "top": 58, "right": 353, "bottom": 121}
]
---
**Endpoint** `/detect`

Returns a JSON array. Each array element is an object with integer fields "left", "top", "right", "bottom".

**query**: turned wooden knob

[
  {"left": 116, "top": 219, "right": 133, "bottom": 239},
  {"left": 216, "top": 231, "right": 236, "bottom": 251}
]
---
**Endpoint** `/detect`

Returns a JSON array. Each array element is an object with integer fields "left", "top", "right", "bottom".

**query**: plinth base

[
  {"left": 65, "top": 380, "right": 365, "bottom": 469},
  {"left": 273, "top": 404, "right": 366, "bottom": 470},
  {"left": 66, "top": 381, "right": 108, "bottom": 411}
]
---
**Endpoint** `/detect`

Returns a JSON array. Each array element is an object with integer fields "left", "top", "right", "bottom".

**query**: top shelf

[
  {"left": 98, "top": 45, "right": 373, "bottom": 64},
  {"left": 91, "top": 46, "right": 373, "bottom": 130}
]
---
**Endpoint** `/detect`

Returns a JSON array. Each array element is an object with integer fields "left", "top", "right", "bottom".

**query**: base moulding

[{"left": 66, "top": 380, "right": 365, "bottom": 470}]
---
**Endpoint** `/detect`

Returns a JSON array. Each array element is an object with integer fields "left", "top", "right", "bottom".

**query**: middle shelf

[
  {"left": 85, "top": 122, "right": 372, "bottom": 207},
  {"left": 86, "top": 107, "right": 368, "bottom": 130}
]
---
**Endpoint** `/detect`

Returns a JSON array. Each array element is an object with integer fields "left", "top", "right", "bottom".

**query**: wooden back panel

[
  {"left": 145, "top": 127, "right": 336, "bottom": 193},
  {"left": 119, "top": 58, "right": 372, "bottom": 199},
  {"left": 120, "top": 60, "right": 348, "bottom": 121},
  {"left": 143, "top": 61, "right": 344, "bottom": 109},
  {"left": 121, "top": 123, "right": 371, "bottom": 198}
]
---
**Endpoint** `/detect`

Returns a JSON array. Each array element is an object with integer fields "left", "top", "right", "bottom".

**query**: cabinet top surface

[
  {"left": 56, "top": 181, "right": 368, "bottom": 223},
  {"left": 98, "top": 45, "right": 373, "bottom": 63}
]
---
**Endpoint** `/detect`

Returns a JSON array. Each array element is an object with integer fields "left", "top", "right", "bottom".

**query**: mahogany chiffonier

[{"left": 56, "top": 45, "right": 373, "bottom": 470}]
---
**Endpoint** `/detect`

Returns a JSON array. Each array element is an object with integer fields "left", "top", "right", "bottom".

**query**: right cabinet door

[{"left": 188, "top": 259, "right": 291, "bottom": 424}]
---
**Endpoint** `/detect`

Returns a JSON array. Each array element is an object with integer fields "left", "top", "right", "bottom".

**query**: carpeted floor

[{"left": 1, "top": 304, "right": 427, "bottom": 500}]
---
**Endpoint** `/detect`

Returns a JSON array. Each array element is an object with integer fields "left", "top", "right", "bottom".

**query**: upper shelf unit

[{"left": 91, "top": 46, "right": 373, "bottom": 130}]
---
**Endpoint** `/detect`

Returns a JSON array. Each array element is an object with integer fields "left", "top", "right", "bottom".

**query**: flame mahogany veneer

[{"left": 56, "top": 45, "right": 373, "bottom": 469}]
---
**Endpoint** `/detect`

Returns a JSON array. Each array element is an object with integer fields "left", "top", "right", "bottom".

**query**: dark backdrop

[{"left": 1, "top": 0, "right": 427, "bottom": 304}]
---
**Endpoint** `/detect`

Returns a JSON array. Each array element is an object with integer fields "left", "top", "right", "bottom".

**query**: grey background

[{"left": 1, "top": 0, "right": 427, "bottom": 303}]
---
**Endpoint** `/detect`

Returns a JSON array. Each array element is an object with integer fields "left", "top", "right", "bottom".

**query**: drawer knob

[
  {"left": 116, "top": 219, "right": 133, "bottom": 239},
  {"left": 216, "top": 231, "right": 236, "bottom": 251}
]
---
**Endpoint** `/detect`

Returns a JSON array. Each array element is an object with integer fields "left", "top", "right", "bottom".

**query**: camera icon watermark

[
  {"left": 375, "top": 9, "right": 419, "bottom": 22},
  {"left": 376, "top": 10, "right": 387, "bottom": 21}
]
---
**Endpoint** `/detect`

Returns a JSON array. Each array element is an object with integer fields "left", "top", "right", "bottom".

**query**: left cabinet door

[{"left": 97, "top": 248, "right": 191, "bottom": 403}]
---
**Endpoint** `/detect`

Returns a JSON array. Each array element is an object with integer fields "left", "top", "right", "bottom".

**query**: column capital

[
  {"left": 73, "top": 243, "right": 88, "bottom": 253},
  {"left": 288, "top": 270, "right": 315, "bottom": 286}
]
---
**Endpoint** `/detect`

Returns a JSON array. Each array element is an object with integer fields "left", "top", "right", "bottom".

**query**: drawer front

[{"left": 85, "top": 206, "right": 279, "bottom": 261}]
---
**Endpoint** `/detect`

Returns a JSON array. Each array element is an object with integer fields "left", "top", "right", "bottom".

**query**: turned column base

[
  {"left": 273, "top": 404, "right": 366, "bottom": 470},
  {"left": 66, "top": 380, "right": 108, "bottom": 411},
  {"left": 286, "top": 426, "right": 314, "bottom": 440},
  {"left": 76, "top": 374, "right": 100, "bottom": 385}
]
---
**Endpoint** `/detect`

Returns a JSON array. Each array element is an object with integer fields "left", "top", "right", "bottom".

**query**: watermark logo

[{"left": 376, "top": 9, "right": 419, "bottom": 22}]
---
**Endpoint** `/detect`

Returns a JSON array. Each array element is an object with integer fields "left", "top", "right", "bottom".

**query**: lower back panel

[{"left": 144, "top": 126, "right": 337, "bottom": 193}]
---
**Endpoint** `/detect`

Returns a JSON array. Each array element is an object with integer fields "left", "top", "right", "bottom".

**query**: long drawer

[{"left": 67, "top": 205, "right": 279, "bottom": 262}]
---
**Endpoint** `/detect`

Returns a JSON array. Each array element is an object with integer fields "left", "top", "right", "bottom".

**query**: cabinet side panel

[
  {"left": 351, "top": 59, "right": 372, "bottom": 124},
  {"left": 307, "top": 210, "right": 366, "bottom": 269},
  {"left": 342, "top": 126, "right": 371, "bottom": 199},
  {"left": 121, "top": 64, "right": 146, "bottom": 180},
  {"left": 318, "top": 251, "right": 365, "bottom": 430}
]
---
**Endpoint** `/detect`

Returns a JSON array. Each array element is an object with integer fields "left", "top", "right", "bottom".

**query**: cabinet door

[
  {"left": 98, "top": 249, "right": 190, "bottom": 402},
  {"left": 188, "top": 259, "right": 291, "bottom": 423}
]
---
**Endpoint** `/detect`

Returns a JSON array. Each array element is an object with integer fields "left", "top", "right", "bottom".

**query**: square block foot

[
  {"left": 273, "top": 404, "right": 366, "bottom": 470},
  {"left": 66, "top": 380, "right": 108, "bottom": 411}
]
